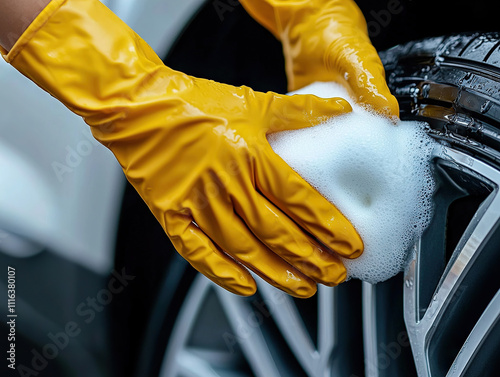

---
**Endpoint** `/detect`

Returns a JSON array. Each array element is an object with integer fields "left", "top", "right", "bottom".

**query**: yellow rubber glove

[
  {"left": 1, "top": 0, "right": 363, "bottom": 298},
  {"left": 240, "top": 0, "right": 400, "bottom": 119}
]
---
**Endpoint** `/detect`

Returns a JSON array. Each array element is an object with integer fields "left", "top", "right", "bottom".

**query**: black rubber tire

[{"left": 381, "top": 32, "right": 500, "bottom": 164}]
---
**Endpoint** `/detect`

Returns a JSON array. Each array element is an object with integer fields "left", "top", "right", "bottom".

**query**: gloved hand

[
  {"left": 240, "top": 0, "right": 400, "bottom": 119},
  {"left": 2, "top": 0, "right": 363, "bottom": 297}
]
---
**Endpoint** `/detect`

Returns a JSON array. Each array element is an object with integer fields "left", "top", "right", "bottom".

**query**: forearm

[{"left": 0, "top": 0, "right": 50, "bottom": 51}]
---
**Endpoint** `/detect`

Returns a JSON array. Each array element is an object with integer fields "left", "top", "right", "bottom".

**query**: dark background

[{"left": 356, "top": 0, "right": 497, "bottom": 51}]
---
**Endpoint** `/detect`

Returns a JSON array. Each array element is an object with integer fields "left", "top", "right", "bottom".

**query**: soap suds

[{"left": 268, "top": 82, "right": 438, "bottom": 284}]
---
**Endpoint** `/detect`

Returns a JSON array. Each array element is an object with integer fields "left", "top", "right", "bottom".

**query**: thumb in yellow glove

[
  {"left": 240, "top": 0, "right": 400, "bottom": 119},
  {"left": 2, "top": 0, "right": 363, "bottom": 297}
]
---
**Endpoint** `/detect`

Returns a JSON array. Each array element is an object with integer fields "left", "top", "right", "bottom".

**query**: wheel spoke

[
  {"left": 423, "top": 180, "right": 499, "bottom": 331},
  {"left": 258, "top": 281, "right": 320, "bottom": 376},
  {"left": 362, "top": 282, "right": 380, "bottom": 377},
  {"left": 176, "top": 349, "right": 222, "bottom": 377},
  {"left": 446, "top": 288, "right": 500, "bottom": 377},
  {"left": 404, "top": 146, "right": 500, "bottom": 377},
  {"left": 215, "top": 286, "right": 282, "bottom": 377},
  {"left": 159, "top": 276, "right": 213, "bottom": 377},
  {"left": 317, "top": 285, "right": 337, "bottom": 373}
]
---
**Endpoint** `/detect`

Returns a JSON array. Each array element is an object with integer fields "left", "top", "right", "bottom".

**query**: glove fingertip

[
  {"left": 328, "top": 231, "right": 364, "bottom": 260},
  {"left": 199, "top": 258, "right": 258, "bottom": 296},
  {"left": 222, "top": 278, "right": 257, "bottom": 296},
  {"left": 200, "top": 261, "right": 257, "bottom": 296},
  {"left": 289, "top": 283, "right": 318, "bottom": 299},
  {"left": 324, "top": 264, "right": 348, "bottom": 286},
  {"left": 324, "top": 96, "right": 353, "bottom": 113},
  {"left": 300, "top": 95, "right": 353, "bottom": 128}
]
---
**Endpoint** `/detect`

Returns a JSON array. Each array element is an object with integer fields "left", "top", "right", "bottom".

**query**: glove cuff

[{"left": 1, "top": 0, "right": 65, "bottom": 62}]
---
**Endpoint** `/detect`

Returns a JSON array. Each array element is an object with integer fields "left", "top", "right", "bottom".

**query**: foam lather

[{"left": 268, "top": 82, "right": 438, "bottom": 284}]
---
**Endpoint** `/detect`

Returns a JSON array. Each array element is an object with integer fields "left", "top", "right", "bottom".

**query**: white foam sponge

[{"left": 268, "top": 82, "right": 438, "bottom": 284}]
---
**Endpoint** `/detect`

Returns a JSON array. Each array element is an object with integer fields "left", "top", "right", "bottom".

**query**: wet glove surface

[
  {"left": 2, "top": 0, "right": 363, "bottom": 297},
  {"left": 240, "top": 0, "right": 399, "bottom": 118}
]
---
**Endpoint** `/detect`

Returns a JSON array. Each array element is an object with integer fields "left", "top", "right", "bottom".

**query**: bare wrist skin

[{"left": 0, "top": 0, "right": 51, "bottom": 51}]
